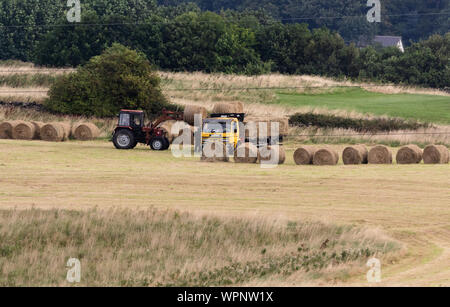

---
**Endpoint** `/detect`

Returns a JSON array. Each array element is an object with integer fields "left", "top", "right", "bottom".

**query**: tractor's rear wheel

[
  {"left": 113, "top": 129, "right": 136, "bottom": 150},
  {"left": 150, "top": 137, "right": 169, "bottom": 151}
]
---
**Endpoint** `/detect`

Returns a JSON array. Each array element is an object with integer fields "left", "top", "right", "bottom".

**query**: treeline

[
  {"left": 0, "top": 0, "right": 449, "bottom": 88},
  {"left": 158, "top": 0, "right": 450, "bottom": 43}
]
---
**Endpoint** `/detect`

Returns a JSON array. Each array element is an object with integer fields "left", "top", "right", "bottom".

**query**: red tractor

[{"left": 112, "top": 109, "right": 183, "bottom": 150}]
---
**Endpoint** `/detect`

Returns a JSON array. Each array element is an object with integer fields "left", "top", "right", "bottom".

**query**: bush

[
  {"left": 45, "top": 44, "right": 176, "bottom": 118},
  {"left": 289, "top": 113, "right": 430, "bottom": 133}
]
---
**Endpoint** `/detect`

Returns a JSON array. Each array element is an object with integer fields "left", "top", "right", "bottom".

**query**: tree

[{"left": 45, "top": 44, "right": 174, "bottom": 117}]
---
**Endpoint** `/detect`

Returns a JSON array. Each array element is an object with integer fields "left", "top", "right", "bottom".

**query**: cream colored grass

[
  {"left": 0, "top": 86, "right": 48, "bottom": 102},
  {"left": 0, "top": 208, "right": 398, "bottom": 286}
]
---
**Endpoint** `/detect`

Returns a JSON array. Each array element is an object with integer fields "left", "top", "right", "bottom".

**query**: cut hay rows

[
  {"left": 396, "top": 145, "right": 423, "bottom": 164},
  {"left": 72, "top": 123, "right": 100, "bottom": 141},
  {"left": 40, "top": 122, "right": 71, "bottom": 142},
  {"left": 212, "top": 102, "right": 244, "bottom": 114},
  {"left": 0, "top": 120, "right": 20, "bottom": 139},
  {"left": 201, "top": 141, "right": 229, "bottom": 162},
  {"left": 259, "top": 145, "right": 286, "bottom": 165},
  {"left": 12, "top": 121, "right": 36, "bottom": 140},
  {"left": 234, "top": 143, "right": 258, "bottom": 164},
  {"left": 342, "top": 145, "right": 368, "bottom": 165},
  {"left": 423, "top": 145, "right": 449, "bottom": 164},
  {"left": 368, "top": 145, "right": 393, "bottom": 164},
  {"left": 293, "top": 146, "right": 316, "bottom": 165},
  {"left": 313, "top": 148, "right": 339, "bottom": 166},
  {"left": 183, "top": 105, "right": 208, "bottom": 126}
]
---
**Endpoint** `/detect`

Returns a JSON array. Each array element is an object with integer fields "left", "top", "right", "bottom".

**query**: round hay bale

[
  {"left": 40, "top": 123, "right": 66, "bottom": 142},
  {"left": 184, "top": 105, "right": 207, "bottom": 125},
  {"left": 293, "top": 146, "right": 316, "bottom": 165},
  {"left": 60, "top": 123, "right": 72, "bottom": 140},
  {"left": 73, "top": 123, "right": 100, "bottom": 141},
  {"left": 423, "top": 145, "right": 449, "bottom": 164},
  {"left": 342, "top": 145, "right": 368, "bottom": 165},
  {"left": 12, "top": 121, "right": 36, "bottom": 140},
  {"left": 158, "top": 120, "right": 177, "bottom": 143},
  {"left": 258, "top": 145, "right": 286, "bottom": 165},
  {"left": 212, "top": 102, "right": 244, "bottom": 114},
  {"left": 368, "top": 145, "right": 393, "bottom": 164},
  {"left": 234, "top": 143, "right": 258, "bottom": 164},
  {"left": 0, "top": 121, "right": 20, "bottom": 139},
  {"left": 201, "top": 141, "right": 229, "bottom": 162},
  {"left": 313, "top": 148, "right": 339, "bottom": 166},
  {"left": 31, "top": 121, "right": 44, "bottom": 139},
  {"left": 396, "top": 145, "right": 423, "bottom": 164}
]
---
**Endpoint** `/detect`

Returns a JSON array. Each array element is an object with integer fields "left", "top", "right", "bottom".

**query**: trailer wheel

[
  {"left": 150, "top": 137, "right": 167, "bottom": 151},
  {"left": 113, "top": 129, "right": 136, "bottom": 150}
]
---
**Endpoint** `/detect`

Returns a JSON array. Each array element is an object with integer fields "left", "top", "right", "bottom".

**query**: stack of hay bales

[
  {"left": 40, "top": 122, "right": 71, "bottom": 142},
  {"left": 293, "top": 146, "right": 317, "bottom": 165},
  {"left": 244, "top": 117, "right": 289, "bottom": 138},
  {"left": 201, "top": 141, "right": 229, "bottom": 162},
  {"left": 342, "top": 145, "right": 368, "bottom": 165},
  {"left": 72, "top": 123, "right": 100, "bottom": 141},
  {"left": 423, "top": 145, "right": 449, "bottom": 164},
  {"left": 258, "top": 145, "right": 286, "bottom": 165},
  {"left": 183, "top": 105, "right": 208, "bottom": 125},
  {"left": 234, "top": 143, "right": 258, "bottom": 164},
  {"left": 212, "top": 102, "right": 244, "bottom": 114},
  {"left": 396, "top": 144, "right": 423, "bottom": 164},
  {"left": 368, "top": 145, "right": 393, "bottom": 164},
  {"left": 0, "top": 121, "right": 21, "bottom": 139},
  {"left": 313, "top": 148, "right": 339, "bottom": 166}
]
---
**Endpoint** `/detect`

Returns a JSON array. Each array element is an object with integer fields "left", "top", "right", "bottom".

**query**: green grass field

[{"left": 277, "top": 88, "right": 450, "bottom": 124}]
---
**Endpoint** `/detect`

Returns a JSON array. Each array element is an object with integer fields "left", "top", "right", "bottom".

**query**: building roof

[{"left": 373, "top": 36, "right": 403, "bottom": 47}]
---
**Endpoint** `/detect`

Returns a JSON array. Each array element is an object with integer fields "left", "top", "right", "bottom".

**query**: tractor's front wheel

[
  {"left": 113, "top": 129, "right": 136, "bottom": 150},
  {"left": 150, "top": 137, "right": 169, "bottom": 151}
]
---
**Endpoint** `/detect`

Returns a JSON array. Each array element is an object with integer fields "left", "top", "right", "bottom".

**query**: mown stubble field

[{"left": 0, "top": 139, "right": 449, "bottom": 286}]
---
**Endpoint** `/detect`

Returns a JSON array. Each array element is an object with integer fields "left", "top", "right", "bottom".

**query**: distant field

[
  {"left": 0, "top": 139, "right": 449, "bottom": 286},
  {"left": 277, "top": 88, "right": 450, "bottom": 124}
]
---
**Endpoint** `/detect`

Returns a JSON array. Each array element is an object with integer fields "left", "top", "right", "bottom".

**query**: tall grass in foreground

[{"left": 0, "top": 208, "right": 399, "bottom": 286}]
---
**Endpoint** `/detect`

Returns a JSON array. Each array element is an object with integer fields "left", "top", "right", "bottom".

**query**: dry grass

[
  {"left": 0, "top": 208, "right": 397, "bottom": 286},
  {"left": 0, "top": 140, "right": 449, "bottom": 286}
]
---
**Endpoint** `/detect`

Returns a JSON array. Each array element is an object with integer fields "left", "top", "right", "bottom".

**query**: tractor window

[
  {"left": 133, "top": 115, "right": 141, "bottom": 127},
  {"left": 119, "top": 113, "right": 130, "bottom": 126}
]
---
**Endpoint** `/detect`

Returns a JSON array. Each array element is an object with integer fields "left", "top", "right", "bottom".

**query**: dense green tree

[{"left": 45, "top": 44, "right": 172, "bottom": 117}]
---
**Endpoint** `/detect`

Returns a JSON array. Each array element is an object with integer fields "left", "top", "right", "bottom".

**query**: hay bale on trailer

[
  {"left": 313, "top": 148, "right": 339, "bottom": 166},
  {"left": 0, "top": 121, "right": 20, "bottom": 139},
  {"left": 244, "top": 117, "right": 289, "bottom": 137},
  {"left": 201, "top": 141, "right": 229, "bottom": 162},
  {"left": 258, "top": 145, "right": 286, "bottom": 165},
  {"left": 396, "top": 145, "right": 423, "bottom": 164},
  {"left": 212, "top": 102, "right": 244, "bottom": 114},
  {"left": 293, "top": 146, "right": 316, "bottom": 165},
  {"left": 234, "top": 143, "right": 258, "bottom": 164},
  {"left": 423, "top": 145, "right": 449, "bottom": 164},
  {"left": 41, "top": 122, "right": 71, "bottom": 142},
  {"left": 72, "top": 123, "right": 100, "bottom": 141},
  {"left": 342, "top": 145, "right": 368, "bottom": 165},
  {"left": 183, "top": 105, "right": 207, "bottom": 125},
  {"left": 368, "top": 145, "right": 393, "bottom": 164},
  {"left": 12, "top": 121, "right": 36, "bottom": 140}
]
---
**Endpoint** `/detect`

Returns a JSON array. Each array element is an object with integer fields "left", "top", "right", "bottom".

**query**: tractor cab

[{"left": 117, "top": 110, "right": 144, "bottom": 129}]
